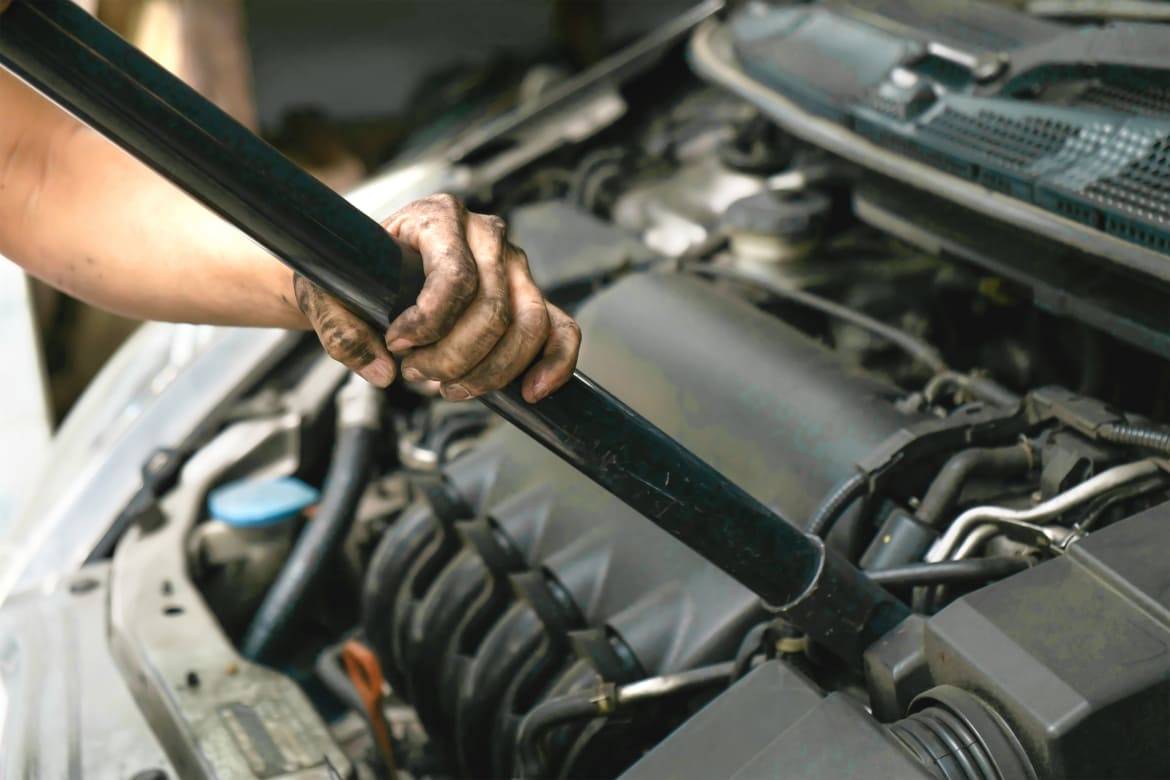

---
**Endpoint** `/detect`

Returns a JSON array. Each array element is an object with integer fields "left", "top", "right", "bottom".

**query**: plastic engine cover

[
  {"left": 363, "top": 272, "right": 918, "bottom": 774},
  {"left": 443, "top": 272, "right": 913, "bottom": 672}
]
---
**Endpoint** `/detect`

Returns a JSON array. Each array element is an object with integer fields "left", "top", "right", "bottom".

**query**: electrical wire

[
  {"left": 684, "top": 263, "right": 949, "bottom": 374},
  {"left": 806, "top": 471, "right": 868, "bottom": 539}
]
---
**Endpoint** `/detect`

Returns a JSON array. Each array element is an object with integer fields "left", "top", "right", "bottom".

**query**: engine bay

[{"left": 8, "top": 2, "right": 1170, "bottom": 778}]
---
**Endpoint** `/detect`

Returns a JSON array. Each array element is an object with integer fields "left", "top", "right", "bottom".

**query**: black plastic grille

[
  {"left": 920, "top": 109, "right": 1079, "bottom": 170},
  {"left": 1074, "top": 83, "right": 1170, "bottom": 120},
  {"left": 1084, "top": 136, "right": 1170, "bottom": 228}
]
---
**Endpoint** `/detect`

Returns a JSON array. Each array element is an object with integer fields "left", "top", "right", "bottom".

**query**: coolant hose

[
  {"left": 915, "top": 444, "right": 1034, "bottom": 529},
  {"left": 243, "top": 376, "right": 382, "bottom": 661}
]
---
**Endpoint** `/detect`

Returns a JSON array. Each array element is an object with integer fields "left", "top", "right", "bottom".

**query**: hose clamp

[{"left": 590, "top": 683, "right": 618, "bottom": 715}]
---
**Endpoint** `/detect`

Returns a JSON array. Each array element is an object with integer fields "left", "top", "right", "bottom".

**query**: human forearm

[
  {"left": 0, "top": 75, "right": 307, "bottom": 329},
  {"left": 0, "top": 72, "right": 579, "bottom": 398}
]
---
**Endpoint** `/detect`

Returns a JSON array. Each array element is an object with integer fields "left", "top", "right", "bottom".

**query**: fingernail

[
  {"left": 403, "top": 367, "right": 423, "bottom": 382},
  {"left": 443, "top": 384, "right": 471, "bottom": 401},
  {"left": 389, "top": 338, "right": 413, "bottom": 354},
  {"left": 361, "top": 360, "right": 395, "bottom": 388},
  {"left": 528, "top": 380, "right": 547, "bottom": 402}
]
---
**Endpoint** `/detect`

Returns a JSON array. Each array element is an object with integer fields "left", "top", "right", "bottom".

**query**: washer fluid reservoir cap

[{"left": 208, "top": 476, "right": 319, "bottom": 529}]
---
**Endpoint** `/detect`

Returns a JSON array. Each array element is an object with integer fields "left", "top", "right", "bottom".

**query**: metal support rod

[{"left": 0, "top": 0, "right": 908, "bottom": 663}]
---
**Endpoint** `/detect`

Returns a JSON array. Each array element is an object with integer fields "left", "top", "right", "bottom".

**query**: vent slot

[{"left": 919, "top": 109, "right": 1078, "bottom": 171}]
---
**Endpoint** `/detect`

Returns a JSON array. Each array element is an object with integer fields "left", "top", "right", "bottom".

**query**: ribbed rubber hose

[
  {"left": 1098, "top": 423, "right": 1170, "bottom": 455},
  {"left": 806, "top": 471, "right": 868, "bottom": 539},
  {"left": 243, "top": 424, "right": 376, "bottom": 661}
]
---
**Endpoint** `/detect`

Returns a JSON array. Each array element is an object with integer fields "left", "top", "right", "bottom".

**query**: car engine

[{"left": 7, "top": 2, "right": 1170, "bottom": 778}]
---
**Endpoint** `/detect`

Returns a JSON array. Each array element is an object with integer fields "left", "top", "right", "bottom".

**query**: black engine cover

[
  {"left": 447, "top": 272, "right": 912, "bottom": 668},
  {"left": 364, "top": 272, "right": 915, "bottom": 775}
]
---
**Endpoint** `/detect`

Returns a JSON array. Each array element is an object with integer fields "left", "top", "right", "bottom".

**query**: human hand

[{"left": 295, "top": 194, "right": 580, "bottom": 403}]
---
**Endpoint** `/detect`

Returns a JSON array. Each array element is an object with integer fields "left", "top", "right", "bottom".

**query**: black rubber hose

[
  {"left": 806, "top": 471, "right": 868, "bottom": 539},
  {"left": 868, "top": 557, "right": 1031, "bottom": 589},
  {"left": 244, "top": 383, "right": 380, "bottom": 661},
  {"left": 684, "top": 263, "right": 949, "bottom": 375},
  {"left": 515, "top": 690, "right": 606, "bottom": 779},
  {"left": 1098, "top": 422, "right": 1170, "bottom": 455},
  {"left": 514, "top": 662, "right": 735, "bottom": 779},
  {"left": 315, "top": 643, "right": 367, "bottom": 717},
  {"left": 732, "top": 623, "right": 771, "bottom": 680},
  {"left": 915, "top": 445, "right": 1033, "bottom": 530}
]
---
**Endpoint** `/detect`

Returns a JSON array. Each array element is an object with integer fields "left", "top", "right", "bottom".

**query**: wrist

[
  {"left": 225, "top": 238, "right": 310, "bottom": 330},
  {"left": 265, "top": 258, "right": 312, "bottom": 330}
]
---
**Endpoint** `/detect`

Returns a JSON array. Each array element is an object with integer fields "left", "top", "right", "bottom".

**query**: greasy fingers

[
  {"left": 294, "top": 273, "right": 397, "bottom": 387},
  {"left": 521, "top": 303, "right": 581, "bottom": 403},
  {"left": 314, "top": 192, "right": 582, "bottom": 402},
  {"left": 382, "top": 194, "right": 480, "bottom": 353},
  {"left": 400, "top": 212, "right": 512, "bottom": 382},
  {"left": 438, "top": 244, "right": 551, "bottom": 401}
]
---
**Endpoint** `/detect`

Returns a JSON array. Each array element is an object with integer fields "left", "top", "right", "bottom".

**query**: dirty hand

[{"left": 294, "top": 194, "right": 580, "bottom": 403}]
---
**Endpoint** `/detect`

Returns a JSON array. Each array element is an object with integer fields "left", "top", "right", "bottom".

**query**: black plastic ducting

[{"left": 891, "top": 686, "right": 1035, "bottom": 780}]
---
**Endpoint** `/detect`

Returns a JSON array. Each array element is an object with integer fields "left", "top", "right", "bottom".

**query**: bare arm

[
  {"left": 0, "top": 71, "right": 578, "bottom": 399},
  {"left": 0, "top": 70, "right": 303, "bottom": 328}
]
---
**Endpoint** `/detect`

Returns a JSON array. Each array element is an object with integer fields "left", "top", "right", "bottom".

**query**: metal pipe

[
  {"left": 952, "top": 524, "right": 1000, "bottom": 561},
  {"left": 515, "top": 661, "right": 735, "bottom": 779},
  {"left": 0, "top": 0, "right": 908, "bottom": 664},
  {"left": 616, "top": 661, "right": 735, "bottom": 705},
  {"left": 926, "top": 459, "right": 1163, "bottom": 562}
]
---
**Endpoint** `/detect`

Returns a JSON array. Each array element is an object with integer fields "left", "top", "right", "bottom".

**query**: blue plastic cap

[{"left": 208, "top": 476, "right": 320, "bottom": 529}]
